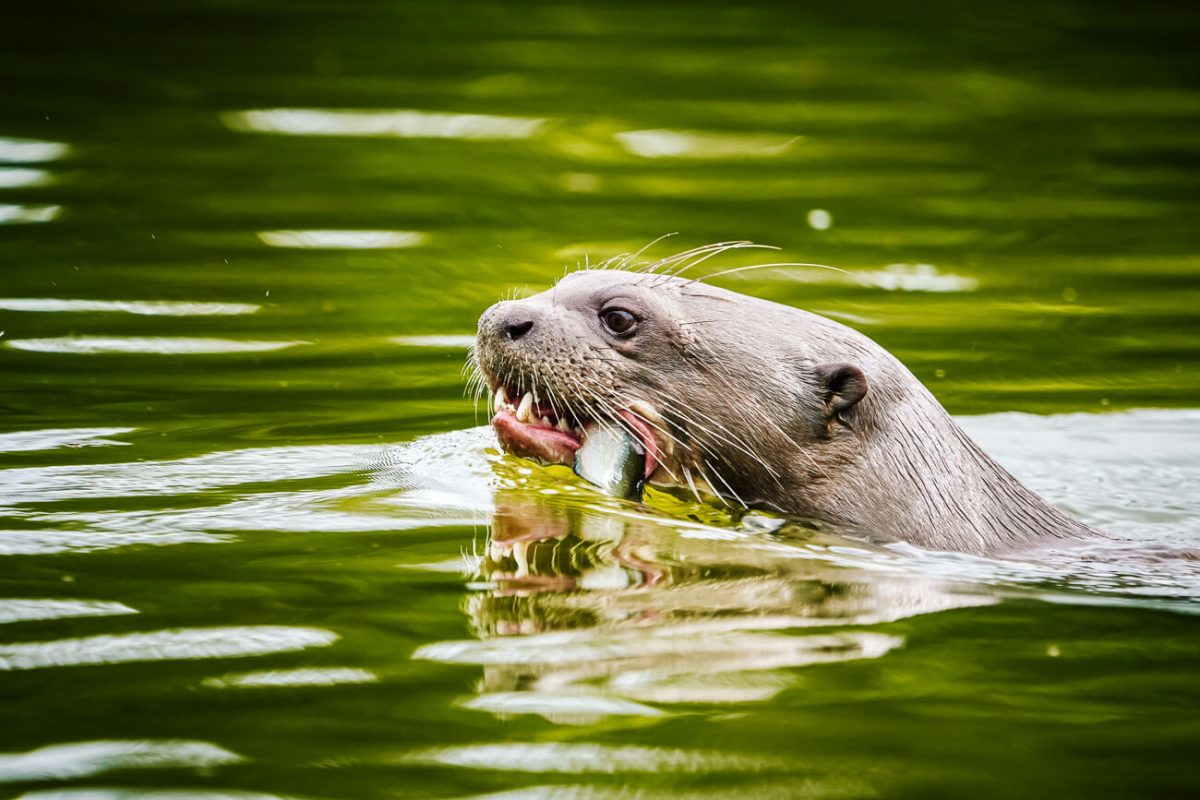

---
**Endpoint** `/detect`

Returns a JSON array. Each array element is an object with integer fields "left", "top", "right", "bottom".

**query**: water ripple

[
  {"left": 3, "top": 337, "right": 303, "bottom": 355},
  {"left": 202, "top": 667, "right": 377, "bottom": 689},
  {"left": 257, "top": 230, "right": 426, "bottom": 249},
  {"left": 0, "top": 530, "right": 228, "bottom": 556},
  {"left": 224, "top": 108, "right": 546, "bottom": 140},
  {"left": 615, "top": 129, "right": 799, "bottom": 159},
  {"left": 0, "top": 204, "right": 61, "bottom": 224},
  {"left": 389, "top": 334, "right": 476, "bottom": 349},
  {"left": 0, "top": 599, "right": 136, "bottom": 625},
  {"left": 0, "top": 626, "right": 338, "bottom": 671},
  {"left": 460, "top": 691, "right": 666, "bottom": 721},
  {"left": 19, "top": 791, "right": 300, "bottom": 800},
  {"left": 0, "top": 427, "right": 134, "bottom": 453},
  {"left": 0, "top": 299, "right": 260, "bottom": 316},
  {"left": 0, "top": 444, "right": 378, "bottom": 506},
  {"left": 0, "top": 136, "right": 71, "bottom": 163},
  {"left": 0, "top": 167, "right": 51, "bottom": 188},
  {"left": 399, "top": 742, "right": 782, "bottom": 774},
  {"left": 0, "top": 740, "right": 241, "bottom": 783}
]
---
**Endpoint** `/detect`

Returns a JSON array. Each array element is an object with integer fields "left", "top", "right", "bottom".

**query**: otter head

[{"left": 474, "top": 269, "right": 871, "bottom": 511}]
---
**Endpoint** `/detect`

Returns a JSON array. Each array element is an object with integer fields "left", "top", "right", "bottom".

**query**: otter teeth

[
  {"left": 493, "top": 382, "right": 586, "bottom": 433},
  {"left": 516, "top": 391, "right": 534, "bottom": 423}
]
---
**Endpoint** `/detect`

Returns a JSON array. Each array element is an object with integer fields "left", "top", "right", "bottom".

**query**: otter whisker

[
  {"left": 641, "top": 241, "right": 757, "bottom": 278},
  {"left": 682, "top": 261, "right": 849, "bottom": 287},
  {"left": 649, "top": 393, "right": 783, "bottom": 484},
  {"left": 640, "top": 242, "right": 748, "bottom": 284},
  {"left": 691, "top": 459, "right": 731, "bottom": 508},
  {"left": 680, "top": 465, "right": 704, "bottom": 505},
  {"left": 702, "top": 457, "right": 749, "bottom": 508},
  {"left": 653, "top": 242, "right": 780, "bottom": 287},
  {"left": 620, "top": 232, "right": 679, "bottom": 271}
]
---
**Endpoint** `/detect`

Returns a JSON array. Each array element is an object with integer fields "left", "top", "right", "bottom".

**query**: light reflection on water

[
  {"left": 0, "top": 300, "right": 260, "bottom": 316},
  {"left": 0, "top": 740, "right": 241, "bottom": 784},
  {"left": 613, "top": 129, "right": 800, "bottom": 159},
  {"left": 0, "top": 136, "right": 71, "bottom": 163},
  {"left": 3, "top": 337, "right": 304, "bottom": 355},
  {"left": 223, "top": 108, "right": 547, "bottom": 140},
  {"left": 0, "top": 626, "right": 339, "bottom": 671},
  {"left": 0, "top": 204, "right": 61, "bottom": 224},
  {"left": 17, "top": 792, "right": 298, "bottom": 800},
  {"left": 0, "top": 427, "right": 134, "bottom": 453},
  {"left": 398, "top": 742, "right": 784, "bottom": 774},
  {"left": 201, "top": 667, "right": 378, "bottom": 690},
  {"left": 256, "top": 230, "right": 428, "bottom": 249},
  {"left": 0, "top": 599, "right": 136, "bottom": 625},
  {"left": 0, "top": 168, "right": 52, "bottom": 189}
]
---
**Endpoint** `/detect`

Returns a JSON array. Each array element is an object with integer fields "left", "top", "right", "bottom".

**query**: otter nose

[{"left": 503, "top": 319, "right": 534, "bottom": 341}]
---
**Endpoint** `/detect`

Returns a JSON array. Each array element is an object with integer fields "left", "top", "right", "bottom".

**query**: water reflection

[
  {"left": 0, "top": 204, "right": 61, "bottom": 224},
  {"left": 614, "top": 129, "right": 799, "bottom": 159},
  {"left": 3, "top": 337, "right": 303, "bottom": 355},
  {"left": 18, "top": 791, "right": 296, "bottom": 800},
  {"left": 202, "top": 667, "right": 377, "bottom": 689},
  {"left": 0, "top": 740, "right": 240, "bottom": 783},
  {"left": 0, "top": 299, "right": 260, "bottom": 316},
  {"left": 401, "top": 742, "right": 781, "bottom": 774},
  {"left": 0, "top": 136, "right": 71, "bottom": 163},
  {"left": 389, "top": 335, "right": 476, "bottom": 349},
  {"left": 0, "top": 626, "right": 337, "bottom": 671},
  {"left": 416, "top": 493, "right": 989, "bottom": 721},
  {"left": 256, "top": 230, "right": 427, "bottom": 249},
  {"left": 0, "top": 530, "right": 227, "bottom": 556},
  {"left": 0, "top": 167, "right": 51, "bottom": 188},
  {"left": 223, "top": 108, "right": 546, "bottom": 140},
  {"left": 0, "top": 427, "right": 133, "bottom": 453},
  {"left": 0, "top": 599, "right": 136, "bottom": 625}
]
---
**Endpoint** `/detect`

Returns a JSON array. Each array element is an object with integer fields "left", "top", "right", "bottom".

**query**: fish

[{"left": 573, "top": 422, "right": 646, "bottom": 501}]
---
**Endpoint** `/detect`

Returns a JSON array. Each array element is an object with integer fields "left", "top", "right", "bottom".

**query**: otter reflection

[{"left": 415, "top": 493, "right": 993, "bottom": 723}]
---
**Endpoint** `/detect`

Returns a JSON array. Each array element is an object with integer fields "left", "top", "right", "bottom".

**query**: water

[{"left": 2, "top": 1, "right": 1199, "bottom": 797}]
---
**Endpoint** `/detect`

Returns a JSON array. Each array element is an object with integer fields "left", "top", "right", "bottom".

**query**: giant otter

[{"left": 472, "top": 262, "right": 1099, "bottom": 555}]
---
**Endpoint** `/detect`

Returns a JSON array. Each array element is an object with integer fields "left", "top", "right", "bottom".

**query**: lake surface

[{"left": 2, "top": 1, "right": 1198, "bottom": 798}]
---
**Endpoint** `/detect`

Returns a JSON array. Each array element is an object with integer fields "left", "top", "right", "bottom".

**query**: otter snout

[
  {"left": 503, "top": 319, "right": 533, "bottom": 341},
  {"left": 479, "top": 300, "right": 543, "bottom": 350}
]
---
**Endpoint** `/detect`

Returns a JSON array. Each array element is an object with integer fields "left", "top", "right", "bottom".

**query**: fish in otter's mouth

[{"left": 486, "top": 382, "right": 659, "bottom": 483}]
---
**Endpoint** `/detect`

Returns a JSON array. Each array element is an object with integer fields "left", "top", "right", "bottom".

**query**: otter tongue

[{"left": 573, "top": 422, "right": 646, "bottom": 501}]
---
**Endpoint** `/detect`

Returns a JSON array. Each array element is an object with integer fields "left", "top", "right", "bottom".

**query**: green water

[{"left": 2, "top": 1, "right": 1198, "bottom": 798}]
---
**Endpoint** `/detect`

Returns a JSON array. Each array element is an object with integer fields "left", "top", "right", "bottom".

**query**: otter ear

[{"left": 814, "top": 363, "right": 868, "bottom": 420}]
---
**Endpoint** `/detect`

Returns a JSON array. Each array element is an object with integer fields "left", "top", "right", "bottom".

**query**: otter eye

[{"left": 600, "top": 307, "right": 638, "bottom": 336}]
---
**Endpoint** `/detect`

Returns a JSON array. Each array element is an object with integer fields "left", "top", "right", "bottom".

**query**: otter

[{"left": 472, "top": 264, "right": 1099, "bottom": 555}]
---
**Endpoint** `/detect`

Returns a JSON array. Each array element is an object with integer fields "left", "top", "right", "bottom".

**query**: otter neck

[{"left": 824, "top": 393, "right": 1094, "bottom": 554}]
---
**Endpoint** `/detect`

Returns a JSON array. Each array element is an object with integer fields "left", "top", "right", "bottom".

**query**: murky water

[{"left": 2, "top": 1, "right": 1199, "bottom": 798}]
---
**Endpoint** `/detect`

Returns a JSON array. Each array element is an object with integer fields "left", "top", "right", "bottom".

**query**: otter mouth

[{"left": 488, "top": 382, "right": 660, "bottom": 481}]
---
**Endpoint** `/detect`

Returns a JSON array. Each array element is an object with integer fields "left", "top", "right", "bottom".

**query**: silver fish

[{"left": 573, "top": 422, "right": 646, "bottom": 501}]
